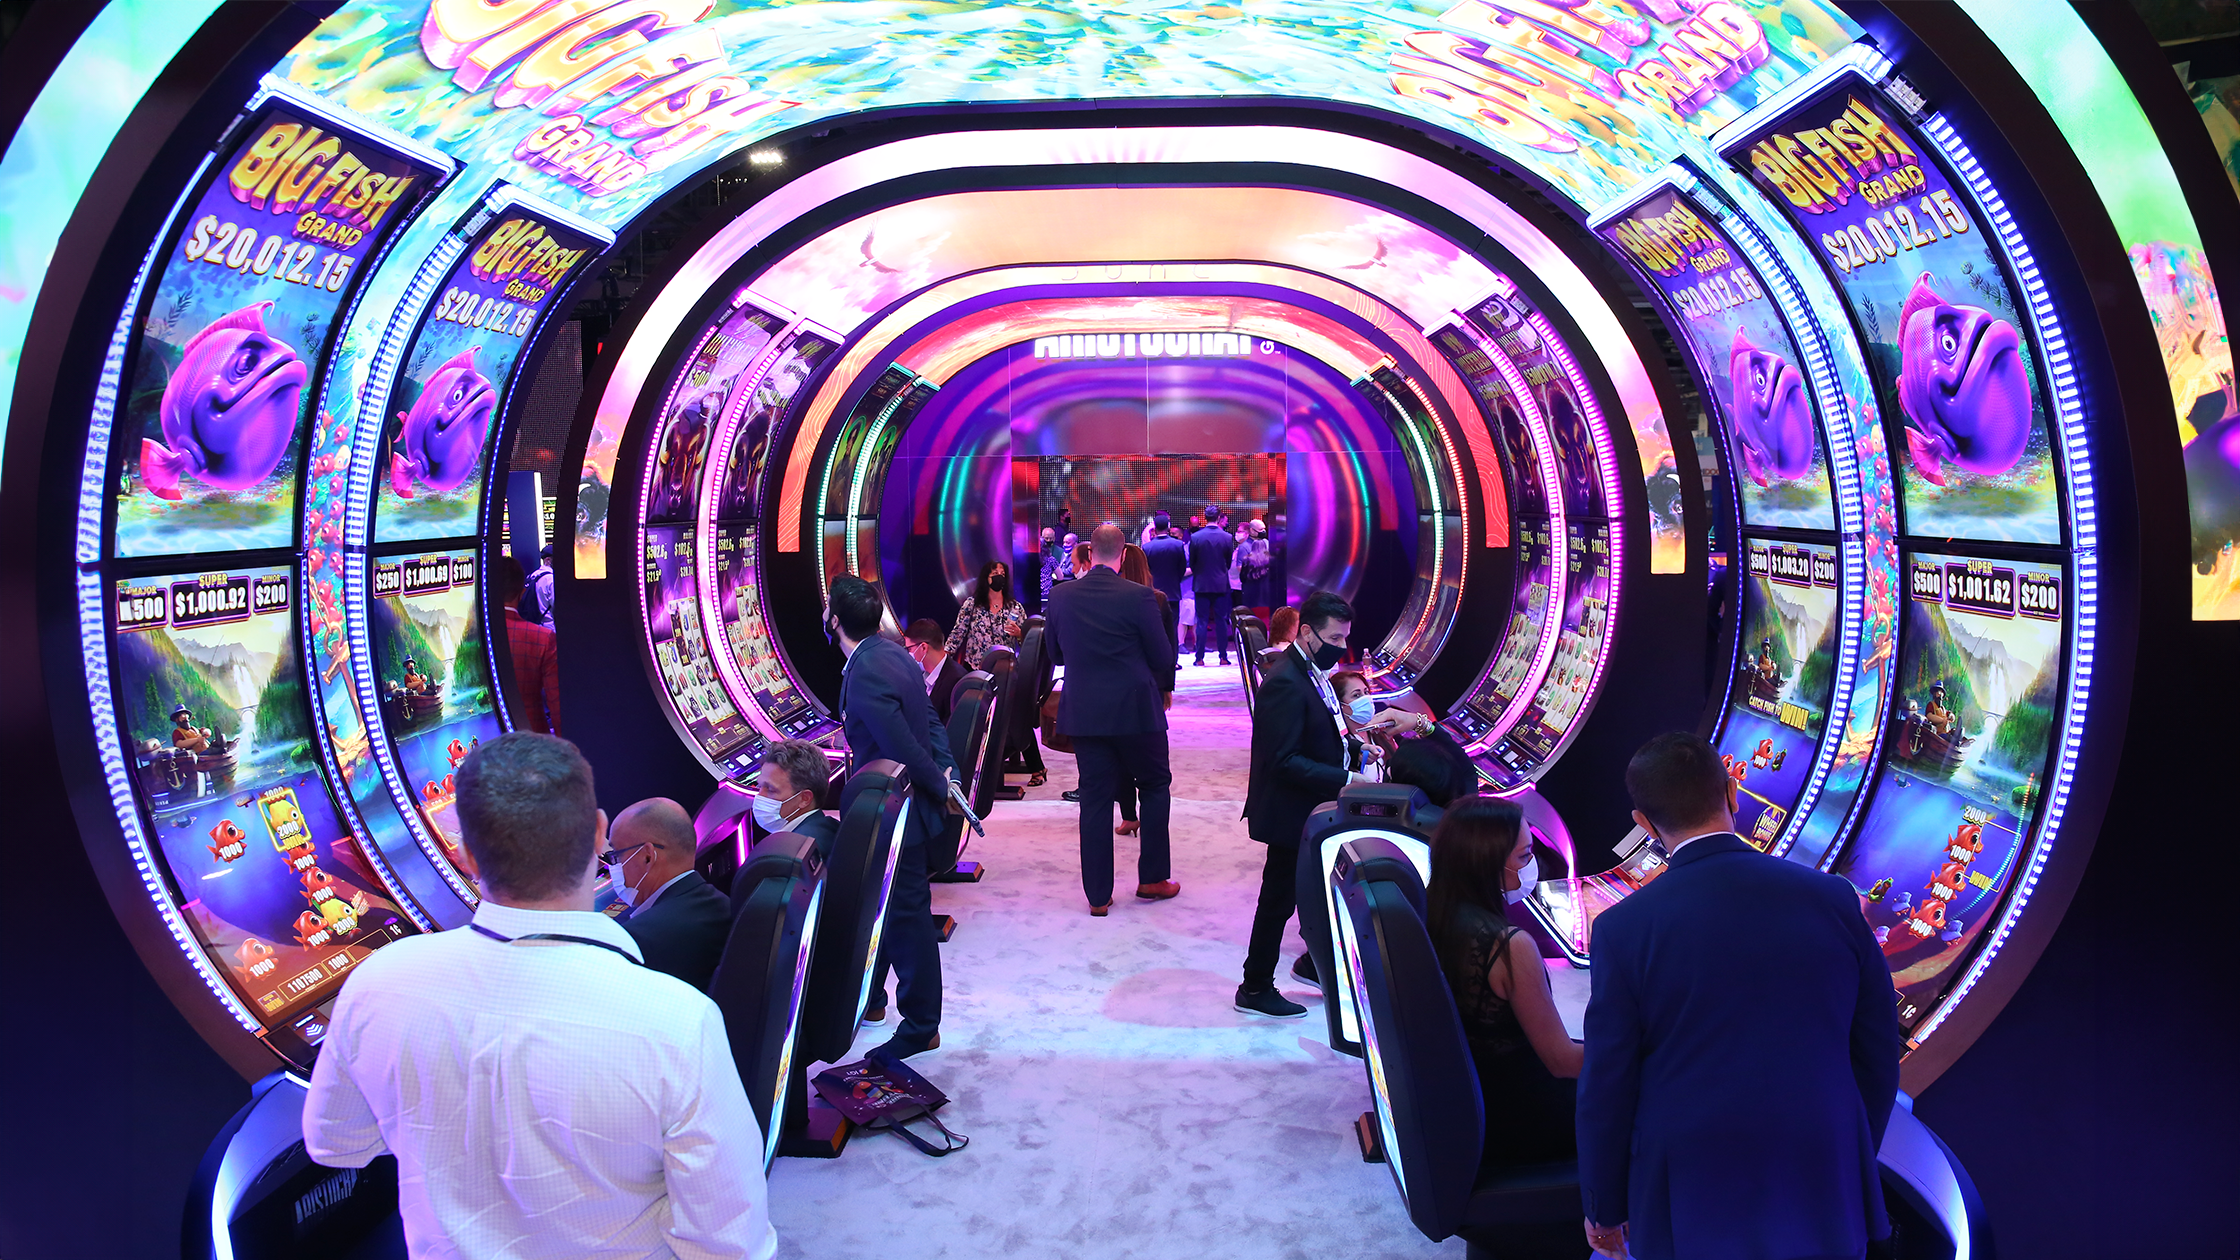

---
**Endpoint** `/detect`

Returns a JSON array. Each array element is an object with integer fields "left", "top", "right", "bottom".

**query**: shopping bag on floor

[{"left": 811, "top": 1057, "right": 969, "bottom": 1156}]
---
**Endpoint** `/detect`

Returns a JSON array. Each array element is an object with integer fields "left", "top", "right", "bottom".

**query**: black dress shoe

[
  {"left": 1234, "top": 985, "right": 1307, "bottom": 1019},
  {"left": 1290, "top": 953, "right": 1320, "bottom": 990},
  {"left": 868, "top": 1032, "right": 941, "bottom": 1062},
  {"left": 1062, "top": 789, "right": 1081, "bottom": 802}
]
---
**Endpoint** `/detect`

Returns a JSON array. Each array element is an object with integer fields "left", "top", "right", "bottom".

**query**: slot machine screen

[
  {"left": 643, "top": 522, "right": 754, "bottom": 764},
  {"left": 1716, "top": 540, "right": 1841, "bottom": 847},
  {"left": 110, "top": 565, "right": 413, "bottom": 1024},
  {"left": 367, "top": 549, "right": 498, "bottom": 872},
  {"left": 646, "top": 301, "right": 783, "bottom": 525},
  {"left": 714, "top": 521, "right": 813, "bottom": 729},
  {"left": 1841, "top": 553, "right": 2064, "bottom": 1030}
]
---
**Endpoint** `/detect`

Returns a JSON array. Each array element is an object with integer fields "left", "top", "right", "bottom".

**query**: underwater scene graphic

[
  {"left": 116, "top": 103, "right": 438, "bottom": 557},
  {"left": 368, "top": 549, "right": 496, "bottom": 871},
  {"left": 1839, "top": 552, "right": 2064, "bottom": 1031},
  {"left": 1604, "top": 186, "right": 1835, "bottom": 530},
  {"left": 110, "top": 564, "right": 413, "bottom": 1021},
  {"left": 1717, "top": 539, "right": 1839, "bottom": 848},
  {"left": 1728, "top": 80, "right": 2060, "bottom": 544},
  {"left": 374, "top": 209, "right": 599, "bottom": 542}
]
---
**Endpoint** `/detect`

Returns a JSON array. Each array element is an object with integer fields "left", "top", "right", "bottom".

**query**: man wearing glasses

[
  {"left": 306, "top": 733, "right": 776, "bottom": 1260},
  {"left": 609, "top": 797, "right": 732, "bottom": 993}
]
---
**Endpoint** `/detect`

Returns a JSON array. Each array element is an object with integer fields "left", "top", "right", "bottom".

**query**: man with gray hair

[
  {"left": 306, "top": 732, "right": 776, "bottom": 1259},
  {"left": 755, "top": 738, "right": 838, "bottom": 853}
]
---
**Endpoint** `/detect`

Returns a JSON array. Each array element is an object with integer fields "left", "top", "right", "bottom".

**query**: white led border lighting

[
  {"left": 1441, "top": 320, "right": 1568, "bottom": 750},
  {"left": 1695, "top": 177, "right": 1877, "bottom": 861},
  {"left": 1906, "top": 109, "right": 2096, "bottom": 1048},
  {"left": 1359, "top": 362, "right": 1452, "bottom": 681},
  {"left": 1383, "top": 370, "right": 1473, "bottom": 681}
]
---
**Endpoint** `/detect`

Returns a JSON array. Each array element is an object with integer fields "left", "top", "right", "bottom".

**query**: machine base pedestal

[
  {"left": 779, "top": 1095, "right": 854, "bottom": 1159},
  {"left": 930, "top": 861, "right": 984, "bottom": 883},
  {"left": 992, "top": 785, "right": 1025, "bottom": 800},
  {"left": 933, "top": 913, "right": 957, "bottom": 942}
]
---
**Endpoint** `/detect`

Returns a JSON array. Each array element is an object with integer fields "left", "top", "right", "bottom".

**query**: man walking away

[
  {"left": 1045, "top": 524, "right": 1179, "bottom": 915},
  {"left": 306, "top": 733, "right": 776, "bottom": 1259},
  {"left": 827, "top": 576, "right": 955, "bottom": 1061},
  {"left": 1578, "top": 732, "right": 1900, "bottom": 1260},
  {"left": 1142, "top": 511, "right": 1189, "bottom": 666},
  {"left": 1187, "top": 505, "right": 1239, "bottom": 666},
  {"left": 1237, "top": 590, "right": 1364, "bottom": 1017}
]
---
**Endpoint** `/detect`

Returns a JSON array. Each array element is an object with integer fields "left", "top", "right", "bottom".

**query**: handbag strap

[{"left": 882, "top": 1109, "right": 969, "bottom": 1157}]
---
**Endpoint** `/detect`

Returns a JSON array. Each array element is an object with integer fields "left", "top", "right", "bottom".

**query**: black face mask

[
  {"left": 824, "top": 616, "right": 842, "bottom": 648},
  {"left": 988, "top": 573, "right": 1009, "bottom": 594},
  {"left": 1305, "top": 629, "right": 1345, "bottom": 671}
]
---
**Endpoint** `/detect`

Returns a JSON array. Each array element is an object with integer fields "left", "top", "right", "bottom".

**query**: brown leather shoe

[
  {"left": 1135, "top": 880, "right": 1181, "bottom": 900},
  {"left": 1090, "top": 901, "right": 1113, "bottom": 916}
]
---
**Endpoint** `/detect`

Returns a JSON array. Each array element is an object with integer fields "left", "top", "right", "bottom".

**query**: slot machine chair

[
  {"left": 186, "top": 1072, "right": 406, "bottom": 1260},
  {"left": 775, "top": 760, "right": 912, "bottom": 1158},
  {"left": 994, "top": 616, "right": 1049, "bottom": 800},
  {"left": 975, "top": 644, "right": 1018, "bottom": 811},
  {"left": 930, "top": 670, "right": 993, "bottom": 885},
  {"left": 693, "top": 779, "right": 757, "bottom": 894},
  {"left": 1296, "top": 783, "right": 1436, "bottom": 1057},
  {"left": 709, "top": 831, "right": 827, "bottom": 1171},
  {"left": 1331, "top": 836, "right": 1585, "bottom": 1258},
  {"left": 1232, "top": 611, "right": 1269, "bottom": 710}
]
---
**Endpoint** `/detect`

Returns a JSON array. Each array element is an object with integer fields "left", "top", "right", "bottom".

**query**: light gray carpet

[{"left": 768, "top": 663, "right": 1585, "bottom": 1259}]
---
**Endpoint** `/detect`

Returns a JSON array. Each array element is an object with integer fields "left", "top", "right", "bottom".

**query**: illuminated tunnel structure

[{"left": 8, "top": 0, "right": 2227, "bottom": 1201}]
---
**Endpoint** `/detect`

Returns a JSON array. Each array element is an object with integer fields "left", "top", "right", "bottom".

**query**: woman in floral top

[{"left": 945, "top": 559, "right": 1027, "bottom": 669}]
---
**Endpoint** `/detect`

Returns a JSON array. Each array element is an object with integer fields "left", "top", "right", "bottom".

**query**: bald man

[{"left": 611, "top": 798, "right": 732, "bottom": 992}]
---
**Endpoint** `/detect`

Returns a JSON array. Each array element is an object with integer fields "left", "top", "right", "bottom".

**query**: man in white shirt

[{"left": 305, "top": 732, "right": 778, "bottom": 1260}]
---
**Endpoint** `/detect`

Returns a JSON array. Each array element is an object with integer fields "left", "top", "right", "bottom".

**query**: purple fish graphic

[
  {"left": 140, "top": 301, "right": 307, "bottom": 500},
  {"left": 2186, "top": 410, "right": 2240, "bottom": 571},
  {"left": 389, "top": 346, "right": 495, "bottom": 499},
  {"left": 1895, "top": 274, "right": 2031, "bottom": 486},
  {"left": 1728, "top": 329, "right": 1814, "bottom": 486}
]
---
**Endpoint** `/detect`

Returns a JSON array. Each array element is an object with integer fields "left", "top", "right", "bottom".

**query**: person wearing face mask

[
  {"left": 904, "top": 619, "right": 964, "bottom": 721},
  {"left": 1423, "top": 796, "right": 1581, "bottom": 1169},
  {"left": 1236, "top": 590, "right": 1365, "bottom": 1018},
  {"left": 943, "top": 560, "right": 1027, "bottom": 671},
  {"left": 1328, "top": 670, "right": 1435, "bottom": 769},
  {"left": 753, "top": 739, "right": 838, "bottom": 854},
  {"left": 610, "top": 797, "right": 732, "bottom": 993}
]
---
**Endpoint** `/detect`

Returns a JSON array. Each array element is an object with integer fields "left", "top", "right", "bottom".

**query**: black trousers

[
  {"left": 1072, "top": 731, "right": 1172, "bottom": 906},
  {"left": 871, "top": 813, "right": 942, "bottom": 1041},
  {"left": 1242, "top": 841, "right": 1298, "bottom": 990},
  {"left": 1194, "top": 590, "right": 1233, "bottom": 660},
  {"left": 1160, "top": 600, "right": 1181, "bottom": 665}
]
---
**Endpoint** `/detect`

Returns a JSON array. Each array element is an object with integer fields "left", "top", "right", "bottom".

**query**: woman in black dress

[{"left": 1423, "top": 796, "right": 1583, "bottom": 1164}]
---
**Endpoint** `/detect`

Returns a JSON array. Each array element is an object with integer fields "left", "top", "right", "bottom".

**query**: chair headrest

[
  {"left": 1335, "top": 835, "right": 1428, "bottom": 919},
  {"left": 838, "top": 758, "right": 905, "bottom": 815},
  {"left": 731, "top": 831, "right": 821, "bottom": 908}
]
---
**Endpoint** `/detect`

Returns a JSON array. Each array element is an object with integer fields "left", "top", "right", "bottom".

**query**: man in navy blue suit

[
  {"left": 1142, "top": 512, "right": 1188, "bottom": 666},
  {"left": 827, "top": 576, "right": 956, "bottom": 1061},
  {"left": 1578, "top": 732, "right": 1901, "bottom": 1260},
  {"left": 1186, "top": 505, "right": 1238, "bottom": 666}
]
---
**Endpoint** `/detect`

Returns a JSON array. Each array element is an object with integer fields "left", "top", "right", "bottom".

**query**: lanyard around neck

[{"left": 471, "top": 922, "right": 640, "bottom": 965}]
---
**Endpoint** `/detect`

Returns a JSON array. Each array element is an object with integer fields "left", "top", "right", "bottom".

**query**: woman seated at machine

[
  {"left": 1328, "top": 670, "right": 1434, "bottom": 760},
  {"left": 1423, "top": 797, "right": 1582, "bottom": 1164}
]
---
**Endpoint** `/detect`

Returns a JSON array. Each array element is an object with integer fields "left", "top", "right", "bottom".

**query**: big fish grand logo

[
  {"left": 417, "top": 0, "right": 796, "bottom": 198},
  {"left": 1604, "top": 185, "right": 1833, "bottom": 529},
  {"left": 117, "top": 106, "right": 437, "bottom": 557},
  {"left": 1727, "top": 82, "right": 2060, "bottom": 545},
  {"left": 375, "top": 210, "right": 599, "bottom": 542}
]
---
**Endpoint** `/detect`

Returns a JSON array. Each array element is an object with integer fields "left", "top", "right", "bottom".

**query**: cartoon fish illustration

[
  {"left": 141, "top": 301, "right": 307, "bottom": 500},
  {"left": 390, "top": 346, "right": 495, "bottom": 498},
  {"left": 1895, "top": 274, "right": 2032, "bottom": 485},
  {"left": 2184, "top": 410, "right": 2240, "bottom": 572},
  {"left": 445, "top": 738, "right": 469, "bottom": 767},
  {"left": 207, "top": 819, "right": 248, "bottom": 862},
  {"left": 1729, "top": 329, "right": 1815, "bottom": 486}
]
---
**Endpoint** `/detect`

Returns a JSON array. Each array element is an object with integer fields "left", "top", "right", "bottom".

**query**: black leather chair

[
  {"left": 773, "top": 759, "right": 910, "bottom": 1157},
  {"left": 931, "top": 671, "right": 992, "bottom": 883},
  {"left": 1232, "top": 612, "right": 1269, "bottom": 709},
  {"left": 997, "top": 615, "right": 1049, "bottom": 797},
  {"left": 1332, "top": 835, "right": 1583, "bottom": 1258},
  {"left": 974, "top": 644, "right": 1017, "bottom": 813},
  {"left": 708, "top": 831, "right": 826, "bottom": 1170},
  {"left": 1295, "top": 782, "right": 1436, "bottom": 1058}
]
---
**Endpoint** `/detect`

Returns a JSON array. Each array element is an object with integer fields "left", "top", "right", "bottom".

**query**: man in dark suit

[
  {"left": 1046, "top": 523, "right": 1179, "bottom": 914},
  {"left": 609, "top": 798, "right": 730, "bottom": 993},
  {"left": 1237, "top": 589, "right": 1362, "bottom": 1018},
  {"left": 828, "top": 576, "right": 956, "bottom": 1061},
  {"left": 903, "top": 619, "right": 965, "bottom": 722},
  {"left": 753, "top": 738, "right": 840, "bottom": 854},
  {"left": 1579, "top": 732, "right": 1900, "bottom": 1260},
  {"left": 1187, "top": 505, "right": 1239, "bottom": 666},
  {"left": 1142, "top": 512, "right": 1188, "bottom": 666}
]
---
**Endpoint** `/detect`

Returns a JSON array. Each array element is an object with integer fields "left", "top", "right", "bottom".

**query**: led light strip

[
  {"left": 842, "top": 379, "right": 921, "bottom": 578},
  {"left": 1907, "top": 109, "right": 2096, "bottom": 1048},
  {"left": 1710, "top": 191, "right": 1876, "bottom": 860}
]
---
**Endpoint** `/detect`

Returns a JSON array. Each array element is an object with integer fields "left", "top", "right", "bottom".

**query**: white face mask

[
  {"left": 1346, "top": 697, "right": 1376, "bottom": 724},
  {"left": 1504, "top": 852, "right": 1540, "bottom": 905},
  {"left": 751, "top": 791, "right": 798, "bottom": 834},
  {"left": 609, "top": 858, "right": 645, "bottom": 909}
]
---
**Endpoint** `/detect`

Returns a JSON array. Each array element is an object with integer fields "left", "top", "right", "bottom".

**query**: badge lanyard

[{"left": 471, "top": 922, "right": 641, "bottom": 966}]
